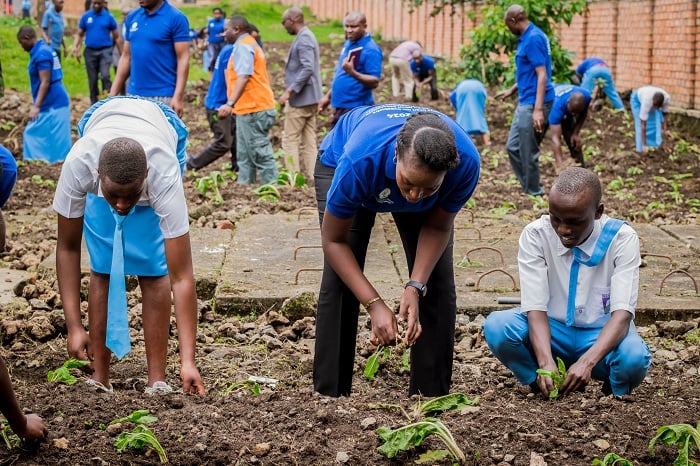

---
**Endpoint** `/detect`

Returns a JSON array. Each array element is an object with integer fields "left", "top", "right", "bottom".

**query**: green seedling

[
  {"left": 252, "top": 183, "right": 281, "bottom": 202},
  {"left": 30, "top": 174, "right": 56, "bottom": 188},
  {"left": 47, "top": 358, "right": 91, "bottom": 385},
  {"left": 535, "top": 356, "right": 567, "bottom": 399},
  {"left": 219, "top": 380, "right": 261, "bottom": 396},
  {"left": 115, "top": 424, "right": 168, "bottom": 463},
  {"left": 411, "top": 393, "right": 479, "bottom": 421},
  {"left": 194, "top": 171, "right": 228, "bottom": 205},
  {"left": 377, "top": 417, "right": 466, "bottom": 463},
  {"left": 110, "top": 410, "right": 157, "bottom": 426},
  {"left": 0, "top": 422, "right": 20, "bottom": 450},
  {"left": 277, "top": 169, "right": 307, "bottom": 188},
  {"left": 364, "top": 346, "right": 391, "bottom": 381},
  {"left": 648, "top": 422, "right": 700, "bottom": 466},
  {"left": 592, "top": 452, "right": 633, "bottom": 466}
]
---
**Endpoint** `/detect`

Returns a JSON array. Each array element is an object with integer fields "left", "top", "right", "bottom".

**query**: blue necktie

[
  {"left": 106, "top": 209, "right": 132, "bottom": 359},
  {"left": 566, "top": 219, "right": 625, "bottom": 326}
]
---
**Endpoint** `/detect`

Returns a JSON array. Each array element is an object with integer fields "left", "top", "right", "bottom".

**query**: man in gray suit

[{"left": 279, "top": 6, "right": 322, "bottom": 178}]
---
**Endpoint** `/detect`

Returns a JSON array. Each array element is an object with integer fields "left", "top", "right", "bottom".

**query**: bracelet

[{"left": 363, "top": 296, "right": 382, "bottom": 311}]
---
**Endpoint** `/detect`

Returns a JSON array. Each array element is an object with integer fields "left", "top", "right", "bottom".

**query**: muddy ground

[{"left": 0, "top": 40, "right": 698, "bottom": 465}]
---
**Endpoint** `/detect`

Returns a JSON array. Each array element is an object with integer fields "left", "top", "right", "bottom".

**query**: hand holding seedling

[
  {"left": 368, "top": 301, "right": 398, "bottom": 347},
  {"left": 559, "top": 357, "right": 595, "bottom": 395},
  {"left": 535, "top": 359, "right": 560, "bottom": 397},
  {"left": 65, "top": 328, "right": 94, "bottom": 374},
  {"left": 15, "top": 414, "right": 49, "bottom": 443},
  {"left": 399, "top": 287, "right": 422, "bottom": 347}
]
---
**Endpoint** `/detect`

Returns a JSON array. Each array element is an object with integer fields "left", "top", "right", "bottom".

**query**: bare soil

[{"left": 0, "top": 41, "right": 698, "bottom": 466}]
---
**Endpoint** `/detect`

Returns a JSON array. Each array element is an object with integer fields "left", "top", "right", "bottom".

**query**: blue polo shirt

[
  {"left": 410, "top": 55, "right": 436, "bottom": 77},
  {"left": 28, "top": 40, "right": 69, "bottom": 111},
  {"left": 207, "top": 17, "right": 225, "bottom": 44},
  {"left": 0, "top": 145, "right": 17, "bottom": 208},
  {"left": 78, "top": 9, "right": 117, "bottom": 48},
  {"left": 41, "top": 7, "right": 65, "bottom": 51},
  {"left": 576, "top": 57, "right": 607, "bottom": 77},
  {"left": 204, "top": 43, "right": 233, "bottom": 109},
  {"left": 319, "top": 104, "right": 481, "bottom": 219},
  {"left": 124, "top": 1, "right": 191, "bottom": 97},
  {"left": 330, "top": 33, "right": 383, "bottom": 109},
  {"left": 515, "top": 23, "right": 554, "bottom": 105},
  {"left": 548, "top": 85, "right": 591, "bottom": 125}
]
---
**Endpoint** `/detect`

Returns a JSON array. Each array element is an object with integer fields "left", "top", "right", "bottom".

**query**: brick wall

[{"left": 282, "top": 0, "right": 700, "bottom": 110}]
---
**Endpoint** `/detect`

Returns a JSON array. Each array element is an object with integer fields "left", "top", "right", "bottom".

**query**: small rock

[
  {"left": 215, "top": 220, "right": 234, "bottom": 230},
  {"left": 280, "top": 291, "right": 317, "bottom": 321},
  {"left": 194, "top": 443, "right": 207, "bottom": 452},
  {"left": 52, "top": 437, "right": 70, "bottom": 449},
  {"left": 657, "top": 320, "right": 695, "bottom": 338},
  {"left": 654, "top": 349, "right": 678, "bottom": 362},
  {"left": 252, "top": 442, "right": 271, "bottom": 457},
  {"left": 592, "top": 439, "right": 610, "bottom": 450},
  {"left": 504, "top": 453, "right": 516, "bottom": 463},
  {"left": 336, "top": 451, "right": 350, "bottom": 463},
  {"left": 29, "top": 298, "right": 51, "bottom": 311},
  {"left": 360, "top": 417, "right": 376, "bottom": 429},
  {"left": 529, "top": 451, "right": 547, "bottom": 466},
  {"left": 106, "top": 423, "right": 123, "bottom": 436}
]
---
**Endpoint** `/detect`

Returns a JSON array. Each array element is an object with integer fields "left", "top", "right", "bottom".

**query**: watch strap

[{"left": 404, "top": 280, "right": 427, "bottom": 297}]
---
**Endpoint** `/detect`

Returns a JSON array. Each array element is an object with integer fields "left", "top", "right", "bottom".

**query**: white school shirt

[
  {"left": 52, "top": 98, "right": 189, "bottom": 239},
  {"left": 635, "top": 86, "right": 670, "bottom": 121},
  {"left": 518, "top": 214, "right": 640, "bottom": 328}
]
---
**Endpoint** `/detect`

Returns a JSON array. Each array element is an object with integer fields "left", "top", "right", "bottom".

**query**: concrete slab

[
  {"left": 660, "top": 224, "right": 700, "bottom": 254},
  {"left": 215, "top": 213, "right": 405, "bottom": 314}
]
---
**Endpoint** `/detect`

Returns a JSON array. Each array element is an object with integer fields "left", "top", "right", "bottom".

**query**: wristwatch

[{"left": 404, "top": 280, "right": 427, "bottom": 297}]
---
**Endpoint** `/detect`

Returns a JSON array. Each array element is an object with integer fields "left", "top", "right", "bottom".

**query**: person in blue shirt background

[
  {"left": 318, "top": 11, "right": 382, "bottom": 126},
  {"left": 110, "top": 0, "right": 191, "bottom": 117},
  {"left": 574, "top": 57, "right": 624, "bottom": 111},
  {"left": 410, "top": 50, "right": 439, "bottom": 102},
  {"left": 549, "top": 84, "right": 591, "bottom": 171},
  {"left": 497, "top": 4, "right": 555, "bottom": 196},
  {"left": 41, "top": 0, "right": 66, "bottom": 63},
  {"left": 72, "top": 0, "right": 121, "bottom": 103},
  {"left": 17, "top": 25, "right": 72, "bottom": 163},
  {"left": 205, "top": 7, "right": 225, "bottom": 73},
  {"left": 313, "top": 104, "right": 480, "bottom": 397}
]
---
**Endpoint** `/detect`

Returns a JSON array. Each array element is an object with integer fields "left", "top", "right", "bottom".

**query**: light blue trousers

[
  {"left": 483, "top": 308, "right": 652, "bottom": 396},
  {"left": 581, "top": 65, "right": 624, "bottom": 110}
]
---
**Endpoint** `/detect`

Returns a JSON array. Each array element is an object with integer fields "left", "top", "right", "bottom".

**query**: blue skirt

[
  {"left": 84, "top": 194, "right": 167, "bottom": 276},
  {"left": 631, "top": 91, "right": 663, "bottom": 152},
  {"left": 23, "top": 105, "right": 72, "bottom": 163}
]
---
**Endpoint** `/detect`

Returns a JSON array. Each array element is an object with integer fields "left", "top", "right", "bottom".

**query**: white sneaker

[{"left": 144, "top": 381, "right": 173, "bottom": 395}]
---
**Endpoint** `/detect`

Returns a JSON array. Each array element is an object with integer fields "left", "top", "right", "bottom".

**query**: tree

[{"left": 404, "top": 0, "right": 587, "bottom": 87}]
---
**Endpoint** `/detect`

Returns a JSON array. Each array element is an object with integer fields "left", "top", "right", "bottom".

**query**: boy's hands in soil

[
  {"left": 368, "top": 303, "right": 398, "bottom": 346},
  {"left": 181, "top": 363, "right": 206, "bottom": 395},
  {"left": 399, "top": 288, "right": 422, "bottom": 347}
]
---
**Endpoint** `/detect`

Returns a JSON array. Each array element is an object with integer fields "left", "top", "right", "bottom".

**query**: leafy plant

[
  {"left": 277, "top": 169, "right": 307, "bottom": 188},
  {"left": 194, "top": 171, "right": 229, "bottom": 205},
  {"left": 535, "top": 356, "right": 567, "bottom": 399},
  {"left": 364, "top": 346, "right": 393, "bottom": 381},
  {"left": 110, "top": 410, "right": 158, "bottom": 426},
  {"left": 47, "top": 358, "right": 91, "bottom": 385},
  {"left": 377, "top": 417, "right": 466, "bottom": 463},
  {"left": 449, "top": 0, "right": 587, "bottom": 86},
  {"left": 410, "top": 393, "right": 480, "bottom": 420},
  {"left": 488, "top": 201, "right": 517, "bottom": 216},
  {"left": 591, "top": 452, "right": 633, "bottom": 466},
  {"left": 30, "top": 174, "right": 56, "bottom": 188},
  {"left": 219, "top": 379, "right": 261, "bottom": 396},
  {"left": 648, "top": 422, "right": 700, "bottom": 466},
  {"left": 115, "top": 425, "right": 168, "bottom": 463},
  {"left": 0, "top": 422, "right": 20, "bottom": 450},
  {"left": 252, "top": 183, "right": 281, "bottom": 202}
]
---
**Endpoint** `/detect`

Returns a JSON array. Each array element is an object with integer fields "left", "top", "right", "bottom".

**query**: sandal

[
  {"left": 144, "top": 381, "right": 173, "bottom": 395},
  {"left": 86, "top": 378, "right": 114, "bottom": 393}
]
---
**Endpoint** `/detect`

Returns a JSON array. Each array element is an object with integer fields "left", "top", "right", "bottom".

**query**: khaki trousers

[{"left": 282, "top": 103, "right": 318, "bottom": 177}]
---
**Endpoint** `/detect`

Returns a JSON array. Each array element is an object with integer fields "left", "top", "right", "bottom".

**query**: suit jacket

[{"left": 285, "top": 26, "right": 322, "bottom": 107}]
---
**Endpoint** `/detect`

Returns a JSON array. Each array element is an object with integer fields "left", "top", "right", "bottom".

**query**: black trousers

[
  {"left": 313, "top": 160, "right": 456, "bottom": 397},
  {"left": 187, "top": 109, "right": 237, "bottom": 170}
]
